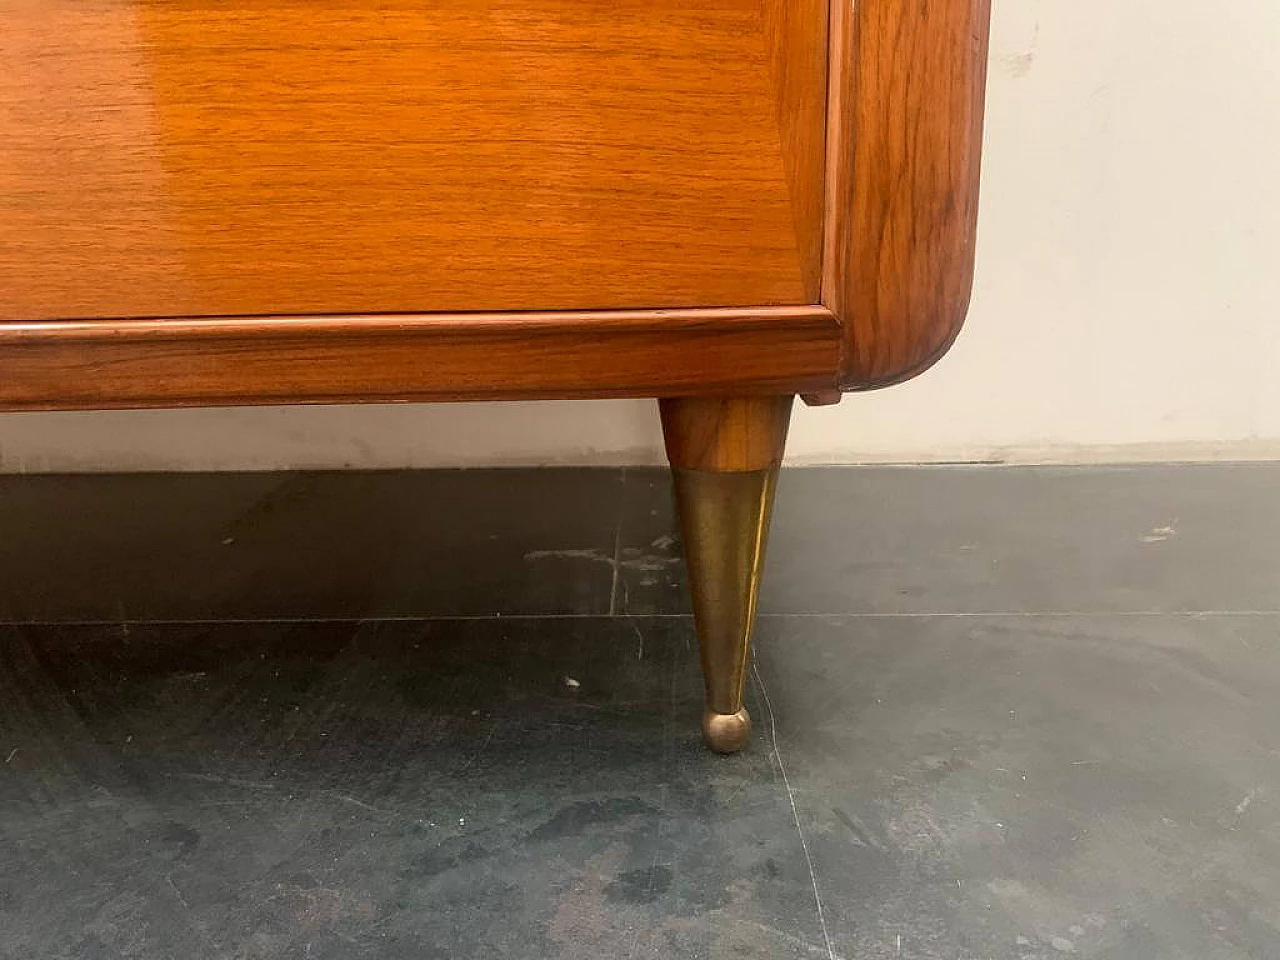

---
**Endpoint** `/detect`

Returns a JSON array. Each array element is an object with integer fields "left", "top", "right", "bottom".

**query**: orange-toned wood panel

[
  {"left": 0, "top": 308, "right": 841, "bottom": 410},
  {"left": 0, "top": 0, "right": 827, "bottom": 322},
  {"left": 765, "top": 0, "right": 829, "bottom": 302},
  {"left": 823, "top": 0, "right": 992, "bottom": 388}
]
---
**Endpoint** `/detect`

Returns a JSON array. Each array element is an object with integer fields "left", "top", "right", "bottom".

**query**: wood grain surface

[
  {"left": 823, "top": 0, "right": 992, "bottom": 389},
  {"left": 0, "top": 308, "right": 840, "bottom": 411},
  {"left": 1, "top": 0, "right": 825, "bottom": 321},
  {"left": 764, "top": 0, "right": 830, "bottom": 302},
  {"left": 659, "top": 395, "right": 793, "bottom": 472},
  {"left": 0, "top": 0, "right": 996, "bottom": 409}
]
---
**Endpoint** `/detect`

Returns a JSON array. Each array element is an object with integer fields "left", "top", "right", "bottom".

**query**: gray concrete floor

[{"left": 0, "top": 466, "right": 1277, "bottom": 959}]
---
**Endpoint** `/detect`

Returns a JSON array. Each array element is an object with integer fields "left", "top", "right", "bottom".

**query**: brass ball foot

[{"left": 702, "top": 708, "right": 751, "bottom": 754}]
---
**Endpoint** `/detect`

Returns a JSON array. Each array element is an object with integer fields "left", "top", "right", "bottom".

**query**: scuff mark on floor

[{"left": 524, "top": 547, "right": 680, "bottom": 575}]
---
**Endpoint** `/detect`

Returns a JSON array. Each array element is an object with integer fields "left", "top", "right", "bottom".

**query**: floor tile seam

[{"left": 4, "top": 610, "right": 1280, "bottom": 628}]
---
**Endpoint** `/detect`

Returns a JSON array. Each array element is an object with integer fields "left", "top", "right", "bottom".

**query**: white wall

[{"left": 3, "top": 0, "right": 1278, "bottom": 473}]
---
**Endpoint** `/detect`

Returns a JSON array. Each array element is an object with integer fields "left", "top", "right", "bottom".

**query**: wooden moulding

[
  {"left": 823, "top": 0, "right": 993, "bottom": 390},
  {"left": 0, "top": 308, "right": 841, "bottom": 411}
]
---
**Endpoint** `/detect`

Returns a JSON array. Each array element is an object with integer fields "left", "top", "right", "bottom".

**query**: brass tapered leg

[
  {"left": 659, "top": 396, "right": 792, "bottom": 754},
  {"left": 670, "top": 466, "right": 780, "bottom": 752}
]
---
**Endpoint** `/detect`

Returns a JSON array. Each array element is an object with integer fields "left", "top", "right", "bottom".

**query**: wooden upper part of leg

[{"left": 659, "top": 397, "right": 794, "bottom": 473}]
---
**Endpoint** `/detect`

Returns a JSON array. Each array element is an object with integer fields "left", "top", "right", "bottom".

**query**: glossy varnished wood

[
  {"left": 822, "top": 0, "right": 992, "bottom": 388},
  {"left": 0, "top": 308, "right": 840, "bottom": 411},
  {"left": 764, "top": 0, "right": 830, "bottom": 302},
  {"left": 0, "top": 0, "right": 826, "bottom": 321},
  {"left": 659, "top": 396, "right": 793, "bottom": 472},
  {"left": 0, "top": 0, "right": 994, "bottom": 412}
]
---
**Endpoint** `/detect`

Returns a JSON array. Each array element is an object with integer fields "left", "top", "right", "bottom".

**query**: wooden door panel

[{"left": 0, "top": 0, "right": 828, "bottom": 321}]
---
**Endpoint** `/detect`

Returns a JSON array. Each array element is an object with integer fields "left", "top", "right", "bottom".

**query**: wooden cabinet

[{"left": 0, "top": 0, "right": 992, "bottom": 751}]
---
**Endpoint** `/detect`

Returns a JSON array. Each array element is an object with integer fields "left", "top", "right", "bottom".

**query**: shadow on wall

[{"left": 0, "top": 401, "right": 667, "bottom": 473}]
